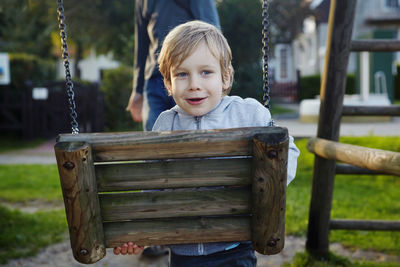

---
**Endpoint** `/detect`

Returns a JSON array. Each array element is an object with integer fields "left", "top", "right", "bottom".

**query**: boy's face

[{"left": 166, "top": 42, "right": 230, "bottom": 117}]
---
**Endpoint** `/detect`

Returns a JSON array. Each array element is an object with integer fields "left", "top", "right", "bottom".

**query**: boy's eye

[{"left": 176, "top": 72, "right": 187, "bottom": 77}]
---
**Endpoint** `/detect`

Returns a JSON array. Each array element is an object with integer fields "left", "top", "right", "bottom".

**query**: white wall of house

[
  {"left": 291, "top": 0, "right": 400, "bottom": 78},
  {"left": 57, "top": 49, "right": 120, "bottom": 82},
  {"left": 293, "top": 17, "right": 319, "bottom": 77},
  {"left": 397, "top": 29, "right": 400, "bottom": 65}
]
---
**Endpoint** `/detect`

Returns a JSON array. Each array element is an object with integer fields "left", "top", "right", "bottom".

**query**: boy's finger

[
  {"left": 133, "top": 244, "right": 139, "bottom": 254},
  {"left": 113, "top": 247, "right": 121, "bottom": 255},
  {"left": 127, "top": 242, "right": 134, "bottom": 254},
  {"left": 121, "top": 244, "right": 128, "bottom": 255}
]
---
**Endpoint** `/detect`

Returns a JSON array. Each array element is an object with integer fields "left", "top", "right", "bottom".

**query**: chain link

[
  {"left": 57, "top": 0, "right": 79, "bottom": 134},
  {"left": 262, "top": 0, "right": 271, "bottom": 110},
  {"left": 262, "top": 0, "right": 274, "bottom": 126}
]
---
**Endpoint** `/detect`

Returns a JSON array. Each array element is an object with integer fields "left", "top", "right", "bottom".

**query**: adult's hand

[{"left": 126, "top": 92, "right": 143, "bottom": 122}]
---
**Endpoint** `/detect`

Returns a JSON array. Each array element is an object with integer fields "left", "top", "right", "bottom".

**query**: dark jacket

[{"left": 134, "top": 0, "right": 220, "bottom": 95}]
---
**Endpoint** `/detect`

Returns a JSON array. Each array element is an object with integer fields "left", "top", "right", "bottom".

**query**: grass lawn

[
  {"left": 270, "top": 103, "right": 296, "bottom": 115},
  {"left": 0, "top": 164, "right": 66, "bottom": 264},
  {"left": 0, "top": 136, "right": 399, "bottom": 265},
  {"left": 0, "top": 206, "right": 67, "bottom": 264},
  {"left": 0, "top": 134, "right": 45, "bottom": 154},
  {"left": 0, "top": 165, "right": 63, "bottom": 203}
]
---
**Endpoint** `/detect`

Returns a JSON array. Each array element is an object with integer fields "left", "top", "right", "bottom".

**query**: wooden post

[
  {"left": 342, "top": 105, "right": 400, "bottom": 116},
  {"left": 54, "top": 142, "right": 105, "bottom": 264},
  {"left": 330, "top": 219, "right": 400, "bottom": 231},
  {"left": 251, "top": 132, "right": 288, "bottom": 255},
  {"left": 351, "top": 40, "right": 400, "bottom": 52},
  {"left": 306, "top": 0, "right": 357, "bottom": 258}
]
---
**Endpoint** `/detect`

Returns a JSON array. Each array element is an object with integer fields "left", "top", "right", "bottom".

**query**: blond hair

[{"left": 158, "top": 20, "right": 234, "bottom": 95}]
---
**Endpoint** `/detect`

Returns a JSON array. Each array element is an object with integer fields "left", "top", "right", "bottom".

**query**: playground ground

[{"left": 1, "top": 114, "right": 399, "bottom": 266}]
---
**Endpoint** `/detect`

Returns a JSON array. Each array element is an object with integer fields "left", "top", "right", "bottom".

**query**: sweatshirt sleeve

[
  {"left": 259, "top": 103, "right": 299, "bottom": 186},
  {"left": 287, "top": 136, "right": 300, "bottom": 186},
  {"left": 246, "top": 98, "right": 300, "bottom": 186}
]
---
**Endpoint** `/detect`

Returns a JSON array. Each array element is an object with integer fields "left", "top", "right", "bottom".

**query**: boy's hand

[{"left": 113, "top": 242, "right": 145, "bottom": 255}]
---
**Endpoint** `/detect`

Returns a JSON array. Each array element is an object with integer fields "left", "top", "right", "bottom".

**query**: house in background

[
  {"left": 272, "top": 0, "right": 400, "bottom": 103},
  {"left": 56, "top": 49, "right": 120, "bottom": 83}
]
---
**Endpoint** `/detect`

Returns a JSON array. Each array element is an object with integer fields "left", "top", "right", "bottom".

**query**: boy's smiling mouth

[{"left": 186, "top": 97, "right": 207, "bottom": 105}]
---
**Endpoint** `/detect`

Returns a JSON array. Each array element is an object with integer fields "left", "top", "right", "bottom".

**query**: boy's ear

[
  {"left": 222, "top": 70, "right": 231, "bottom": 90},
  {"left": 165, "top": 80, "right": 173, "bottom": 95}
]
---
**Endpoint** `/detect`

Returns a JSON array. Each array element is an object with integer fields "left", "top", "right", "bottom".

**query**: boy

[{"left": 114, "top": 20, "right": 300, "bottom": 266}]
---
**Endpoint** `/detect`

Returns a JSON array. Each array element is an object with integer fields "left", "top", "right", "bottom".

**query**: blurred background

[
  {"left": 1, "top": 0, "right": 400, "bottom": 266},
  {"left": 1, "top": 0, "right": 399, "bottom": 137}
]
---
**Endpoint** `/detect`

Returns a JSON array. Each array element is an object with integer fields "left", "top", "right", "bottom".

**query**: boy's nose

[{"left": 188, "top": 76, "right": 201, "bottom": 91}]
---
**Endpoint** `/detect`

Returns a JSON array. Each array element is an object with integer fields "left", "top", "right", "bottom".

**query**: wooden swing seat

[{"left": 55, "top": 126, "right": 289, "bottom": 264}]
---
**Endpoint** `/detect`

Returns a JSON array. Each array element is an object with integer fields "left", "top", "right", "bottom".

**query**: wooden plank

[
  {"left": 307, "top": 138, "right": 400, "bottom": 176},
  {"left": 96, "top": 158, "right": 251, "bottom": 191},
  {"left": 342, "top": 105, "right": 400, "bottom": 116},
  {"left": 251, "top": 133, "right": 288, "bottom": 255},
  {"left": 306, "top": 0, "right": 358, "bottom": 258},
  {"left": 366, "top": 16, "right": 400, "bottom": 27},
  {"left": 103, "top": 217, "right": 251, "bottom": 247},
  {"left": 57, "top": 127, "right": 288, "bottom": 162},
  {"left": 54, "top": 142, "right": 105, "bottom": 264},
  {"left": 335, "top": 163, "right": 387, "bottom": 175},
  {"left": 99, "top": 188, "right": 251, "bottom": 221},
  {"left": 351, "top": 40, "right": 400, "bottom": 52},
  {"left": 330, "top": 219, "right": 400, "bottom": 231}
]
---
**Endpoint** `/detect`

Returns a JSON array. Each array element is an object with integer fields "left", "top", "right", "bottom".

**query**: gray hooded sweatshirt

[{"left": 152, "top": 95, "right": 300, "bottom": 256}]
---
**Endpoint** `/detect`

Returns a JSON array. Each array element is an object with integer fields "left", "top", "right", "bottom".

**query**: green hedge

[
  {"left": 298, "top": 74, "right": 356, "bottom": 101},
  {"left": 9, "top": 53, "right": 56, "bottom": 90},
  {"left": 100, "top": 66, "right": 142, "bottom": 131}
]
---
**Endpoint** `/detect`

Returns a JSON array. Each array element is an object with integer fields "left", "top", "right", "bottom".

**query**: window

[
  {"left": 385, "top": 0, "right": 400, "bottom": 8},
  {"left": 280, "top": 48, "right": 288, "bottom": 79}
]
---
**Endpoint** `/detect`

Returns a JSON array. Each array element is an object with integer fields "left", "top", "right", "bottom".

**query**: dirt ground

[{"left": 2, "top": 233, "right": 400, "bottom": 267}]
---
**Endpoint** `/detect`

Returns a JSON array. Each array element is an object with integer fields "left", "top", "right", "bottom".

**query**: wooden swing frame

[{"left": 55, "top": 126, "right": 289, "bottom": 264}]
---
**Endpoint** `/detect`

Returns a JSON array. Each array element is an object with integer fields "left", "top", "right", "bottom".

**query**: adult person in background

[
  {"left": 127, "top": 0, "right": 220, "bottom": 131},
  {"left": 127, "top": 1, "right": 220, "bottom": 256}
]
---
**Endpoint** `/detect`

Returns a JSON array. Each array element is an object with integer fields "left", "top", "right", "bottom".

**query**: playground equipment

[
  {"left": 305, "top": 0, "right": 400, "bottom": 257},
  {"left": 54, "top": 0, "right": 290, "bottom": 264},
  {"left": 55, "top": 127, "right": 289, "bottom": 263}
]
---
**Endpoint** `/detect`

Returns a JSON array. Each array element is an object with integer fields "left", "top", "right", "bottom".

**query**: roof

[{"left": 311, "top": 0, "right": 330, "bottom": 23}]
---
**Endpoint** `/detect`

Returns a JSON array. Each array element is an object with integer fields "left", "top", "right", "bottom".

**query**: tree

[
  {"left": 217, "top": 0, "right": 264, "bottom": 100},
  {"left": 269, "top": 0, "right": 313, "bottom": 44},
  {"left": 217, "top": 0, "right": 312, "bottom": 100},
  {"left": 0, "top": 0, "right": 134, "bottom": 77},
  {"left": 62, "top": 0, "right": 135, "bottom": 76},
  {"left": 0, "top": 0, "right": 57, "bottom": 58}
]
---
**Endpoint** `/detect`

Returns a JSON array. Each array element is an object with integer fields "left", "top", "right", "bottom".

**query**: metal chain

[
  {"left": 57, "top": 0, "right": 79, "bottom": 134},
  {"left": 262, "top": 0, "right": 271, "bottom": 110},
  {"left": 262, "top": 0, "right": 274, "bottom": 126}
]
